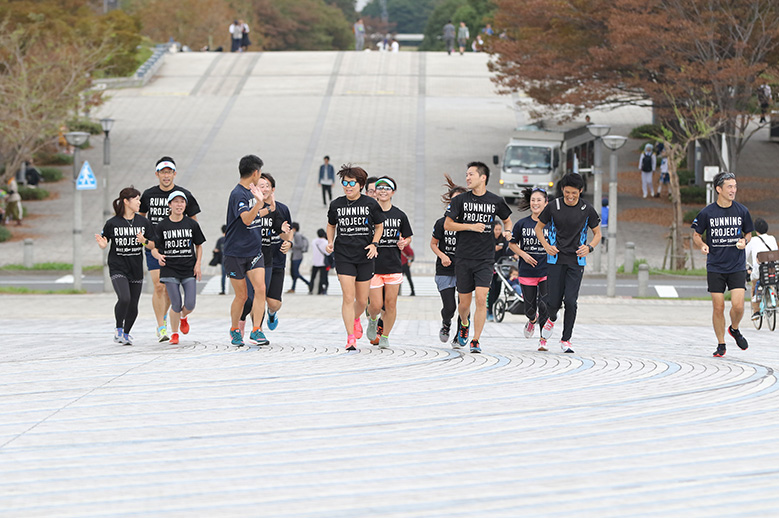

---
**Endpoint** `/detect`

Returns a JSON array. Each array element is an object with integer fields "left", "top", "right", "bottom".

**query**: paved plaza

[
  {"left": 2, "top": 50, "right": 779, "bottom": 516},
  {"left": 2, "top": 292, "right": 779, "bottom": 516}
]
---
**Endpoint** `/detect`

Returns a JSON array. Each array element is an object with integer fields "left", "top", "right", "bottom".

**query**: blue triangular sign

[{"left": 76, "top": 161, "right": 97, "bottom": 190}]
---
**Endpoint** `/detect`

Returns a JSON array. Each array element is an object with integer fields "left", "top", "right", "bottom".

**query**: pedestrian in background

[
  {"left": 310, "top": 228, "right": 330, "bottom": 294},
  {"left": 638, "top": 143, "right": 656, "bottom": 198},
  {"left": 443, "top": 20, "right": 455, "bottom": 55},
  {"left": 240, "top": 21, "right": 251, "bottom": 51},
  {"left": 318, "top": 155, "right": 335, "bottom": 206},
  {"left": 400, "top": 244, "right": 415, "bottom": 296},
  {"left": 212, "top": 225, "right": 227, "bottom": 295},
  {"left": 288, "top": 222, "right": 311, "bottom": 293},
  {"left": 5, "top": 177, "right": 22, "bottom": 226},
  {"left": 354, "top": 18, "right": 365, "bottom": 51},
  {"left": 229, "top": 20, "right": 243, "bottom": 52},
  {"left": 457, "top": 22, "right": 470, "bottom": 55}
]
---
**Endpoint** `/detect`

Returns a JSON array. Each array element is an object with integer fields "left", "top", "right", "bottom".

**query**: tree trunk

[{"left": 666, "top": 142, "right": 688, "bottom": 270}]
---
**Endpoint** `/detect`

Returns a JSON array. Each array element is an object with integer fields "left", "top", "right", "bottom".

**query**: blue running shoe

[
  {"left": 250, "top": 328, "right": 270, "bottom": 346},
  {"left": 230, "top": 329, "right": 245, "bottom": 347},
  {"left": 457, "top": 320, "right": 470, "bottom": 347},
  {"left": 267, "top": 311, "right": 279, "bottom": 331},
  {"left": 114, "top": 328, "right": 124, "bottom": 344},
  {"left": 470, "top": 339, "right": 481, "bottom": 353},
  {"left": 122, "top": 332, "right": 133, "bottom": 346}
]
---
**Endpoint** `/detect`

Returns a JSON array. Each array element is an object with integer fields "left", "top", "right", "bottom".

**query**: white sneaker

[
  {"left": 523, "top": 320, "right": 535, "bottom": 338},
  {"left": 378, "top": 335, "right": 390, "bottom": 349},
  {"left": 560, "top": 340, "right": 574, "bottom": 353},
  {"left": 540, "top": 319, "right": 555, "bottom": 339}
]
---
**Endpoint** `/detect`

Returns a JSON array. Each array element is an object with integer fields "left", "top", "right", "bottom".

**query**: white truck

[{"left": 492, "top": 120, "right": 595, "bottom": 203}]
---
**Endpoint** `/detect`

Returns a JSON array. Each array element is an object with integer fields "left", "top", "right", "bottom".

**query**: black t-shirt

[
  {"left": 691, "top": 201, "right": 753, "bottom": 274},
  {"left": 327, "top": 195, "right": 386, "bottom": 264},
  {"left": 154, "top": 216, "right": 206, "bottom": 279},
  {"left": 511, "top": 215, "right": 548, "bottom": 278},
  {"left": 444, "top": 190, "right": 512, "bottom": 261},
  {"left": 432, "top": 216, "right": 457, "bottom": 276},
  {"left": 538, "top": 196, "right": 600, "bottom": 266},
  {"left": 224, "top": 184, "right": 262, "bottom": 258},
  {"left": 374, "top": 205, "right": 413, "bottom": 274},
  {"left": 260, "top": 201, "right": 290, "bottom": 268},
  {"left": 140, "top": 185, "right": 201, "bottom": 227},
  {"left": 101, "top": 214, "right": 153, "bottom": 281}
]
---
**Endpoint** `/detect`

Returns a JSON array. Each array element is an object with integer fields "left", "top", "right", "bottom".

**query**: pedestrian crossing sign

[{"left": 76, "top": 161, "right": 97, "bottom": 190}]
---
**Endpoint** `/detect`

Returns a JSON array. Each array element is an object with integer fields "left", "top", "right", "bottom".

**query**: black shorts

[
  {"left": 336, "top": 261, "right": 374, "bottom": 282},
  {"left": 266, "top": 267, "right": 285, "bottom": 301},
  {"left": 455, "top": 257, "right": 494, "bottom": 293},
  {"left": 707, "top": 270, "right": 747, "bottom": 293},
  {"left": 224, "top": 253, "right": 264, "bottom": 281}
]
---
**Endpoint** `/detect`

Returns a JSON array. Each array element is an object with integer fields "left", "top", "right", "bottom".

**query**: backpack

[{"left": 641, "top": 154, "right": 653, "bottom": 172}]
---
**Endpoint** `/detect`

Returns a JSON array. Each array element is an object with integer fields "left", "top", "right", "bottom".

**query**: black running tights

[
  {"left": 111, "top": 275, "right": 143, "bottom": 333},
  {"left": 520, "top": 279, "right": 548, "bottom": 325},
  {"left": 440, "top": 286, "right": 457, "bottom": 324}
]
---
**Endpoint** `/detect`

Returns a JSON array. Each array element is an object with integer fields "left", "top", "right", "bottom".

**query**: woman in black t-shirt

[
  {"left": 430, "top": 174, "right": 466, "bottom": 344},
  {"left": 95, "top": 187, "right": 154, "bottom": 346},
  {"left": 326, "top": 166, "right": 385, "bottom": 351},
  {"left": 151, "top": 191, "right": 206, "bottom": 345}
]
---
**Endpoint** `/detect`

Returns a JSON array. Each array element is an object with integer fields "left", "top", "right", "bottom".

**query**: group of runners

[{"left": 96, "top": 155, "right": 760, "bottom": 358}]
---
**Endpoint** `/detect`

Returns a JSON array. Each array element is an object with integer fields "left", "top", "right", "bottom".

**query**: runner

[
  {"left": 236, "top": 173, "right": 291, "bottom": 337},
  {"left": 326, "top": 165, "right": 385, "bottom": 351},
  {"left": 366, "top": 176, "right": 413, "bottom": 349},
  {"left": 223, "top": 154, "right": 276, "bottom": 347},
  {"left": 139, "top": 157, "right": 201, "bottom": 342},
  {"left": 444, "top": 161, "right": 512, "bottom": 353},
  {"left": 430, "top": 174, "right": 466, "bottom": 344},
  {"left": 691, "top": 171, "right": 753, "bottom": 357},
  {"left": 149, "top": 191, "right": 206, "bottom": 345},
  {"left": 534, "top": 174, "right": 601, "bottom": 353},
  {"left": 508, "top": 187, "right": 550, "bottom": 351},
  {"left": 95, "top": 187, "right": 154, "bottom": 345}
]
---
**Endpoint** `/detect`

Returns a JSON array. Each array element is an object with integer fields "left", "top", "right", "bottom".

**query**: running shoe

[
  {"left": 157, "top": 325, "right": 169, "bottom": 343},
  {"left": 540, "top": 318, "right": 555, "bottom": 340},
  {"left": 378, "top": 335, "right": 390, "bottom": 349},
  {"left": 439, "top": 322, "right": 451, "bottom": 343},
  {"left": 538, "top": 338, "right": 548, "bottom": 352},
  {"left": 713, "top": 344, "right": 726, "bottom": 357},
  {"left": 114, "top": 328, "right": 124, "bottom": 344},
  {"left": 250, "top": 328, "right": 269, "bottom": 346},
  {"left": 370, "top": 322, "right": 383, "bottom": 345},
  {"left": 367, "top": 316, "right": 379, "bottom": 341},
  {"left": 230, "top": 328, "right": 245, "bottom": 347},
  {"left": 169, "top": 333, "right": 180, "bottom": 345},
  {"left": 267, "top": 311, "right": 279, "bottom": 331},
  {"left": 470, "top": 339, "right": 481, "bottom": 353},
  {"left": 728, "top": 325, "right": 748, "bottom": 350},
  {"left": 560, "top": 340, "right": 574, "bottom": 353},
  {"left": 353, "top": 317, "right": 363, "bottom": 339},
  {"left": 122, "top": 333, "right": 133, "bottom": 346},
  {"left": 486, "top": 313, "right": 494, "bottom": 322},
  {"left": 180, "top": 317, "right": 190, "bottom": 335},
  {"left": 346, "top": 335, "right": 357, "bottom": 351},
  {"left": 524, "top": 320, "right": 535, "bottom": 339},
  {"left": 452, "top": 334, "right": 461, "bottom": 349},
  {"left": 457, "top": 319, "right": 470, "bottom": 347}
]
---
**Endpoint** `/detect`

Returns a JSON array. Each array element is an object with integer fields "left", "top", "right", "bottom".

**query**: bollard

[
  {"left": 638, "top": 263, "right": 649, "bottom": 297},
  {"left": 23, "top": 238, "right": 34, "bottom": 268},
  {"left": 624, "top": 242, "right": 636, "bottom": 274}
]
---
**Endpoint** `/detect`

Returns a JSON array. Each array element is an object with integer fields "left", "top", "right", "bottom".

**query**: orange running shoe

[
  {"left": 180, "top": 317, "right": 190, "bottom": 334},
  {"left": 169, "top": 333, "right": 180, "bottom": 345}
]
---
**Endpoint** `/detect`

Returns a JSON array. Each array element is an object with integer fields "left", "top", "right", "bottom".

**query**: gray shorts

[{"left": 435, "top": 275, "right": 457, "bottom": 292}]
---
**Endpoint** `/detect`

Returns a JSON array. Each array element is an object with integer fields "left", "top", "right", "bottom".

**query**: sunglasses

[
  {"left": 376, "top": 185, "right": 393, "bottom": 191},
  {"left": 532, "top": 187, "right": 546, "bottom": 193},
  {"left": 342, "top": 180, "right": 357, "bottom": 187},
  {"left": 716, "top": 172, "right": 736, "bottom": 186}
]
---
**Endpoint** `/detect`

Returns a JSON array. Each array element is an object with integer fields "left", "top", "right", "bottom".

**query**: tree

[
  {"left": 0, "top": 2, "right": 126, "bottom": 185},
  {"left": 361, "top": 0, "right": 437, "bottom": 34},
  {"left": 328, "top": 0, "right": 357, "bottom": 20},
  {"left": 489, "top": 0, "right": 779, "bottom": 175},
  {"left": 252, "top": 0, "right": 353, "bottom": 51},
  {"left": 419, "top": 0, "right": 494, "bottom": 51}
]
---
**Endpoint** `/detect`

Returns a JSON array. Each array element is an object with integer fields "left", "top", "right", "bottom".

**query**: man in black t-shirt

[
  {"left": 535, "top": 174, "right": 601, "bottom": 353},
  {"left": 445, "top": 161, "right": 512, "bottom": 354},
  {"left": 691, "top": 171, "right": 753, "bottom": 357},
  {"left": 139, "top": 156, "right": 201, "bottom": 343}
]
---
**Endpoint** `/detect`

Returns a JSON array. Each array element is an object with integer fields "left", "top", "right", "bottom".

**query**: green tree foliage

[
  {"left": 419, "top": 0, "right": 493, "bottom": 51},
  {"left": 253, "top": 0, "right": 353, "bottom": 50},
  {"left": 327, "top": 0, "right": 357, "bottom": 20},
  {"left": 361, "top": 0, "right": 437, "bottom": 34}
]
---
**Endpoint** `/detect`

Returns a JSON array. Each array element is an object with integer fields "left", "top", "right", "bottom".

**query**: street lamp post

[
  {"left": 601, "top": 135, "right": 628, "bottom": 297},
  {"left": 64, "top": 131, "right": 91, "bottom": 291},
  {"left": 100, "top": 118, "right": 115, "bottom": 293},
  {"left": 587, "top": 124, "right": 611, "bottom": 273}
]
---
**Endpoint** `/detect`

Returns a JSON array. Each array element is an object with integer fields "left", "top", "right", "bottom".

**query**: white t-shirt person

[{"left": 745, "top": 233, "right": 778, "bottom": 281}]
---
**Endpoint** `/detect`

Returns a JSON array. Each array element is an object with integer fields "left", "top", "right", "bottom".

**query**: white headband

[
  {"left": 156, "top": 161, "right": 176, "bottom": 172},
  {"left": 375, "top": 178, "right": 396, "bottom": 190}
]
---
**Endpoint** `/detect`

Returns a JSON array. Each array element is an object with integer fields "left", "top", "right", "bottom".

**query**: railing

[{"left": 93, "top": 42, "right": 173, "bottom": 90}]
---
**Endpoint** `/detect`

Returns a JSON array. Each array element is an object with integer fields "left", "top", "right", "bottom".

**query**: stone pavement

[{"left": 1, "top": 292, "right": 779, "bottom": 516}]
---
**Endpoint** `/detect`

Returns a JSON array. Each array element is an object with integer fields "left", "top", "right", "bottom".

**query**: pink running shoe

[
  {"left": 346, "top": 334, "right": 357, "bottom": 351},
  {"left": 353, "top": 317, "right": 363, "bottom": 339}
]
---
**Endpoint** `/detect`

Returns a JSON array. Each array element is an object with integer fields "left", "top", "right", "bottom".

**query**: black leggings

[
  {"left": 439, "top": 286, "right": 457, "bottom": 323},
  {"left": 111, "top": 275, "right": 143, "bottom": 333},
  {"left": 520, "top": 279, "right": 548, "bottom": 324},
  {"left": 487, "top": 273, "right": 501, "bottom": 313}
]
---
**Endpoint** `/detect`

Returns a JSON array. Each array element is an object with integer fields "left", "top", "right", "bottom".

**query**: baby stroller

[{"left": 492, "top": 256, "right": 525, "bottom": 323}]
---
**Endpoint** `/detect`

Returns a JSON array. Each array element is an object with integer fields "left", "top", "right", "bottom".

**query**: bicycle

[{"left": 751, "top": 254, "right": 779, "bottom": 331}]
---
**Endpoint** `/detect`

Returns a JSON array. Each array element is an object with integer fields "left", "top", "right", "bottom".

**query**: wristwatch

[
  {"left": 371, "top": 242, "right": 379, "bottom": 247},
  {"left": 587, "top": 244, "right": 594, "bottom": 253}
]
